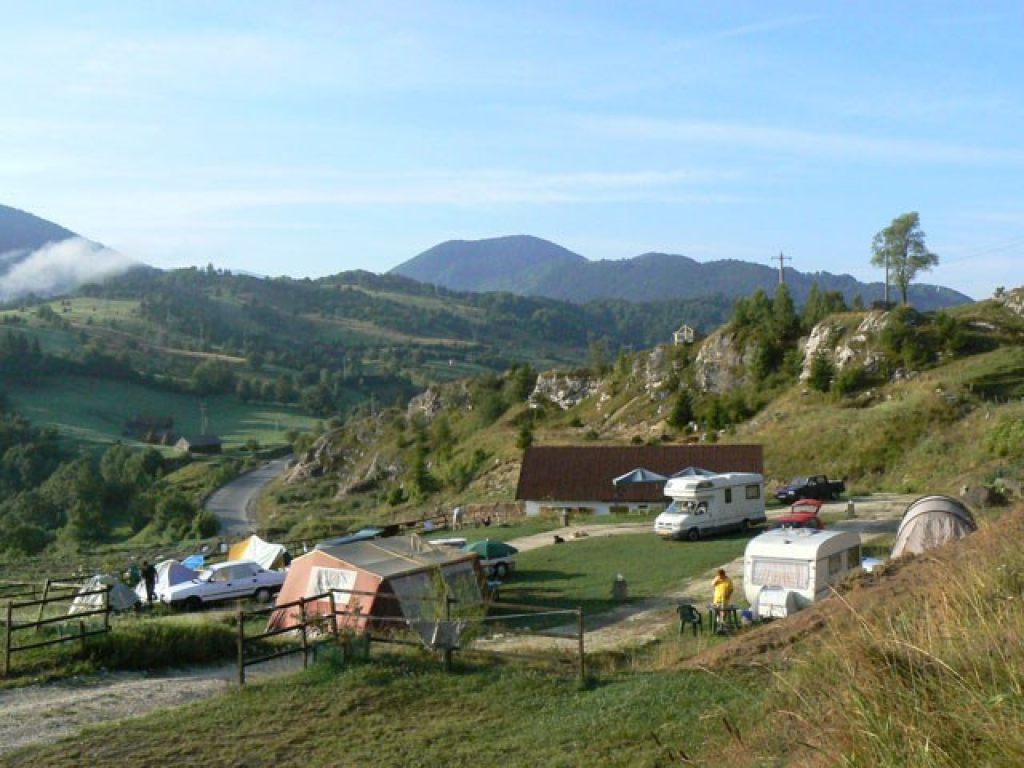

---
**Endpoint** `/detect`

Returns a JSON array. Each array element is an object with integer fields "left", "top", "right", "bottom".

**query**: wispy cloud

[
  {"left": 79, "top": 167, "right": 744, "bottom": 215},
  {"left": 592, "top": 116, "right": 1024, "bottom": 166},
  {"left": 0, "top": 239, "right": 140, "bottom": 302}
]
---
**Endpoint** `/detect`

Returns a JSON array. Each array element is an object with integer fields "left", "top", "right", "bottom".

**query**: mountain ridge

[{"left": 391, "top": 235, "right": 972, "bottom": 309}]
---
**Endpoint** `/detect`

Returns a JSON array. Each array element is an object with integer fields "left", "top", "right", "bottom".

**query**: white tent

[
  {"left": 135, "top": 559, "right": 199, "bottom": 602},
  {"left": 891, "top": 495, "right": 977, "bottom": 558},
  {"left": 229, "top": 534, "right": 288, "bottom": 570},
  {"left": 70, "top": 574, "right": 140, "bottom": 614}
]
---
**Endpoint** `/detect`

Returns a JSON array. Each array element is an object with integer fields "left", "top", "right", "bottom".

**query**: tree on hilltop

[{"left": 871, "top": 212, "right": 939, "bottom": 306}]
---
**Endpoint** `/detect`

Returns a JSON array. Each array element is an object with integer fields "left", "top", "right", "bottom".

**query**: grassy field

[
  {"left": 505, "top": 532, "right": 749, "bottom": 618},
  {"left": 6, "top": 376, "right": 316, "bottom": 453},
  {"left": 1, "top": 651, "right": 763, "bottom": 768}
]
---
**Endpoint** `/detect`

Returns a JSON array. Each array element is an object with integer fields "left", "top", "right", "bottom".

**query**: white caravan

[
  {"left": 743, "top": 528, "right": 862, "bottom": 618},
  {"left": 654, "top": 470, "right": 766, "bottom": 541}
]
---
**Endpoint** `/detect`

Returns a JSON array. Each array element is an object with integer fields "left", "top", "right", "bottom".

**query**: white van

[
  {"left": 654, "top": 470, "right": 766, "bottom": 541},
  {"left": 743, "top": 528, "right": 862, "bottom": 618}
]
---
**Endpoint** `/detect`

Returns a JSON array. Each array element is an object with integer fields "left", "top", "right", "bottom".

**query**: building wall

[{"left": 524, "top": 500, "right": 668, "bottom": 517}]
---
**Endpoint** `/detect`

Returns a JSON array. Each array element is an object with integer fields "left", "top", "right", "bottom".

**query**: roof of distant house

[{"left": 515, "top": 444, "right": 763, "bottom": 503}]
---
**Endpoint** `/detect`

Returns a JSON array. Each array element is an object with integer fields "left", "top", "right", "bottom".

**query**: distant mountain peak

[
  {"left": 391, "top": 234, "right": 973, "bottom": 310},
  {"left": 391, "top": 235, "right": 586, "bottom": 293},
  {"left": 0, "top": 204, "right": 140, "bottom": 302},
  {"left": 0, "top": 204, "right": 79, "bottom": 255}
]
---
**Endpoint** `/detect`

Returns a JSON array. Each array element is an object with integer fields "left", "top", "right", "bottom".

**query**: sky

[{"left": 2, "top": 2, "right": 1022, "bottom": 301}]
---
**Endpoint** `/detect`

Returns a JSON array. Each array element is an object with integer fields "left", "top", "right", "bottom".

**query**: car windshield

[{"left": 789, "top": 477, "right": 810, "bottom": 485}]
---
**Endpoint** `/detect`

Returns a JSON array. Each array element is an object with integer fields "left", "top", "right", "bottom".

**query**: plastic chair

[{"left": 677, "top": 603, "right": 703, "bottom": 636}]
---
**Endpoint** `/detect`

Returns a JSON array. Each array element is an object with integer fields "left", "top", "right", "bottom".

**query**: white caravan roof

[
  {"left": 664, "top": 471, "right": 762, "bottom": 497},
  {"left": 745, "top": 527, "right": 860, "bottom": 561}
]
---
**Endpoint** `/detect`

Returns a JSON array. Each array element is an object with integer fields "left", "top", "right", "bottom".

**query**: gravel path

[{"left": 0, "top": 656, "right": 304, "bottom": 757}]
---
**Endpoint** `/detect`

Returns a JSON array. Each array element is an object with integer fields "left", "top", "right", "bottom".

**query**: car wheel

[
  {"left": 494, "top": 562, "right": 509, "bottom": 579},
  {"left": 686, "top": 528, "right": 700, "bottom": 542},
  {"left": 184, "top": 596, "right": 202, "bottom": 612},
  {"left": 254, "top": 588, "right": 272, "bottom": 603}
]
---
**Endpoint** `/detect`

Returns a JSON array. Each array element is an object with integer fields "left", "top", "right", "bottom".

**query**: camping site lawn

[
  {"left": 6, "top": 375, "right": 317, "bottom": 453},
  {"left": 503, "top": 532, "right": 750, "bottom": 618}
]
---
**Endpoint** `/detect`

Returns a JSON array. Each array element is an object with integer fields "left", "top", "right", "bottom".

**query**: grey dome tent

[{"left": 890, "top": 495, "right": 977, "bottom": 558}]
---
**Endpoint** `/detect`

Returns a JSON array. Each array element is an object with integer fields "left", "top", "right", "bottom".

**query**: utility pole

[{"left": 772, "top": 252, "right": 790, "bottom": 285}]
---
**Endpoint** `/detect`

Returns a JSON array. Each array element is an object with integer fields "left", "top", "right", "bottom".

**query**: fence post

[
  {"left": 36, "top": 579, "right": 51, "bottom": 631},
  {"left": 443, "top": 596, "right": 453, "bottom": 673},
  {"left": 577, "top": 607, "right": 586, "bottom": 686},
  {"left": 237, "top": 609, "right": 246, "bottom": 687},
  {"left": 104, "top": 585, "right": 112, "bottom": 635},
  {"left": 4, "top": 601, "right": 12, "bottom": 677},
  {"left": 300, "top": 597, "right": 309, "bottom": 669},
  {"left": 79, "top": 621, "right": 86, "bottom": 654},
  {"left": 328, "top": 592, "right": 340, "bottom": 645}
]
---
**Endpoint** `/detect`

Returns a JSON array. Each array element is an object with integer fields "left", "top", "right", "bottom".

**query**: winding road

[{"left": 203, "top": 456, "right": 293, "bottom": 535}]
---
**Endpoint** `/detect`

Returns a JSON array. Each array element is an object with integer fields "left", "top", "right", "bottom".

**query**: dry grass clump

[{"left": 768, "top": 505, "right": 1024, "bottom": 766}]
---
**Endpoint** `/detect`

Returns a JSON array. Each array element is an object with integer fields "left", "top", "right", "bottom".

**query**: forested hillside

[{"left": 259, "top": 286, "right": 1024, "bottom": 541}]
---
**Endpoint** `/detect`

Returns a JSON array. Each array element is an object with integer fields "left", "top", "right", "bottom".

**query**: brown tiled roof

[{"left": 515, "top": 445, "right": 763, "bottom": 503}]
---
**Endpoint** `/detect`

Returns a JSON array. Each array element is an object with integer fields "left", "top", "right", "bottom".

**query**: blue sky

[{"left": 2, "top": 2, "right": 1021, "bottom": 300}]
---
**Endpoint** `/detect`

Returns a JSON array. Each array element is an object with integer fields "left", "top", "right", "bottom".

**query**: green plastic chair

[{"left": 676, "top": 603, "right": 703, "bottom": 636}]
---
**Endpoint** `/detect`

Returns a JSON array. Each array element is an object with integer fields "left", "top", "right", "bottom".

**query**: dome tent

[{"left": 891, "top": 495, "right": 977, "bottom": 558}]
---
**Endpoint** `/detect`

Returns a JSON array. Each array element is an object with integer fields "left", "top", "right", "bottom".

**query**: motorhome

[
  {"left": 653, "top": 470, "right": 766, "bottom": 541},
  {"left": 743, "top": 527, "right": 862, "bottom": 618}
]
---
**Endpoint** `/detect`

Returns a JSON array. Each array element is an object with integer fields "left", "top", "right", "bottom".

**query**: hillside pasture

[{"left": 6, "top": 376, "right": 316, "bottom": 453}]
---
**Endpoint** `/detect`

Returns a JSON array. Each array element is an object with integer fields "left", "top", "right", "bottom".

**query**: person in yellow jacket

[{"left": 711, "top": 568, "right": 734, "bottom": 633}]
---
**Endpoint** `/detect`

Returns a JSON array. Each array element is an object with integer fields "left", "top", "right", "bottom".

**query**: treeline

[{"left": 0, "top": 401, "right": 219, "bottom": 556}]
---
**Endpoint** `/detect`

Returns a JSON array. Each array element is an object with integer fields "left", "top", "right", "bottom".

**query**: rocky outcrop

[
  {"left": 995, "top": 286, "right": 1024, "bottom": 317},
  {"left": 693, "top": 329, "right": 750, "bottom": 393},
  {"left": 530, "top": 371, "right": 601, "bottom": 410},
  {"left": 406, "top": 382, "right": 470, "bottom": 422},
  {"left": 800, "top": 311, "right": 887, "bottom": 379},
  {"left": 637, "top": 345, "right": 674, "bottom": 400}
]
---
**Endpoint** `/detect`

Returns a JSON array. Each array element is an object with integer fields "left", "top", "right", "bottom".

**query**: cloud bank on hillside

[{"left": 0, "top": 238, "right": 139, "bottom": 302}]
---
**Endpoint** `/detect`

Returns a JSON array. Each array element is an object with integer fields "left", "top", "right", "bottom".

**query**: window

[
  {"left": 751, "top": 558, "right": 809, "bottom": 589},
  {"left": 745, "top": 484, "right": 761, "bottom": 500},
  {"left": 828, "top": 554, "right": 843, "bottom": 576},
  {"left": 724, "top": 489, "right": 733, "bottom": 504},
  {"left": 211, "top": 568, "right": 232, "bottom": 582}
]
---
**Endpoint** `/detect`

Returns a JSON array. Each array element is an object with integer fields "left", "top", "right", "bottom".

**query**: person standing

[
  {"left": 452, "top": 506, "right": 463, "bottom": 530},
  {"left": 711, "top": 568, "right": 734, "bottom": 633},
  {"left": 141, "top": 560, "right": 157, "bottom": 605}
]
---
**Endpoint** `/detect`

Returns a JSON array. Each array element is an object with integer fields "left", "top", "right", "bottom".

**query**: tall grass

[{"left": 760, "top": 505, "right": 1024, "bottom": 766}]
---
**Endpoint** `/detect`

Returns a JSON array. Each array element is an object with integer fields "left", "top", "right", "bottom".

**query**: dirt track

[{"left": 0, "top": 496, "right": 910, "bottom": 756}]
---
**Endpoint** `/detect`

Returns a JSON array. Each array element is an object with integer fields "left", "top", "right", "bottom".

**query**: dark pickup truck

[{"left": 775, "top": 475, "right": 845, "bottom": 503}]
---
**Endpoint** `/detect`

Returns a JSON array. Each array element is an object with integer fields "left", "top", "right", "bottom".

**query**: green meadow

[{"left": 6, "top": 376, "right": 317, "bottom": 453}]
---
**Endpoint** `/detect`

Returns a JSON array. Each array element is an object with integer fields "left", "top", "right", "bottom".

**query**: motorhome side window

[
  {"left": 724, "top": 488, "right": 733, "bottom": 504},
  {"left": 745, "top": 484, "right": 760, "bottom": 500}
]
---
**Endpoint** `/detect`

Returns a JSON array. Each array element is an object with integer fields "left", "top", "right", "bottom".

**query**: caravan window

[
  {"left": 745, "top": 484, "right": 761, "bottom": 500},
  {"left": 828, "top": 554, "right": 843, "bottom": 576},
  {"left": 751, "top": 558, "right": 809, "bottom": 590},
  {"left": 724, "top": 488, "right": 733, "bottom": 504}
]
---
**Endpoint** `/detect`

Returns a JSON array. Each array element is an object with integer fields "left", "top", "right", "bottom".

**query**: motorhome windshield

[{"left": 665, "top": 499, "right": 706, "bottom": 515}]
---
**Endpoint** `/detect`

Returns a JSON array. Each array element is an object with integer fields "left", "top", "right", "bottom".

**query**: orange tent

[{"left": 267, "top": 535, "right": 483, "bottom": 636}]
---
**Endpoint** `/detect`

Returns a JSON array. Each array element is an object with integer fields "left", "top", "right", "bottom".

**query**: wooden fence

[
  {"left": 236, "top": 587, "right": 585, "bottom": 686},
  {"left": 2, "top": 581, "right": 111, "bottom": 676}
]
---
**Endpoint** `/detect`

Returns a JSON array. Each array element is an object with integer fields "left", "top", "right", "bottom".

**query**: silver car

[{"left": 163, "top": 559, "right": 285, "bottom": 611}]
